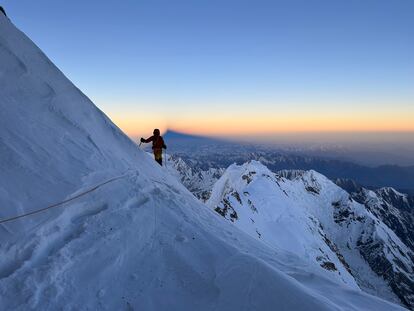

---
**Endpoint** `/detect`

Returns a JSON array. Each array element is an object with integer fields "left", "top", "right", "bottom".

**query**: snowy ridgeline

[
  {"left": 0, "top": 12, "right": 410, "bottom": 311},
  {"left": 168, "top": 155, "right": 414, "bottom": 310}
]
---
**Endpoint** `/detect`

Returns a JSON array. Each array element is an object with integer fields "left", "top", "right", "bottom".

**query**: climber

[{"left": 140, "top": 129, "right": 167, "bottom": 166}]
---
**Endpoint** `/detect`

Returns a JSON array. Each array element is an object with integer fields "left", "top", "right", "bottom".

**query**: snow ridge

[{"left": 207, "top": 161, "right": 414, "bottom": 309}]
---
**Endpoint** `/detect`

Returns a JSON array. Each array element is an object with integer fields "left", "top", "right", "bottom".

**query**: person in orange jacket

[{"left": 140, "top": 129, "right": 167, "bottom": 166}]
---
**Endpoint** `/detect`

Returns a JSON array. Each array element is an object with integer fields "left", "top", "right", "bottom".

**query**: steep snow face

[
  {"left": 0, "top": 14, "right": 409, "bottom": 311},
  {"left": 350, "top": 187, "right": 414, "bottom": 308},
  {"left": 207, "top": 163, "right": 358, "bottom": 288},
  {"left": 1, "top": 167, "right": 407, "bottom": 311},
  {"left": 208, "top": 161, "right": 414, "bottom": 308},
  {"left": 0, "top": 13, "right": 149, "bottom": 239},
  {"left": 353, "top": 187, "right": 414, "bottom": 252}
]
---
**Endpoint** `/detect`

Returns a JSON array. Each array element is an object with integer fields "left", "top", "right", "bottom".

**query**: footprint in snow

[{"left": 175, "top": 235, "right": 189, "bottom": 243}]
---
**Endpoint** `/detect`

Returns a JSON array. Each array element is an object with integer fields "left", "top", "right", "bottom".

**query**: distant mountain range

[
  {"left": 164, "top": 130, "right": 414, "bottom": 193},
  {"left": 164, "top": 130, "right": 238, "bottom": 152}
]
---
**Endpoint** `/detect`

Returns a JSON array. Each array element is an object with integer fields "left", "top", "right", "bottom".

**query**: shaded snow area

[
  {"left": 1, "top": 168, "right": 407, "bottom": 311},
  {"left": 0, "top": 13, "right": 409, "bottom": 311},
  {"left": 207, "top": 161, "right": 413, "bottom": 309},
  {"left": 350, "top": 187, "right": 414, "bottom": 309}
]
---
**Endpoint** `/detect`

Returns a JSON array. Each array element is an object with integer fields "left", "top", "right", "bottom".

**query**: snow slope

[
  {"left": 207, "top": 163, "right": 359, "bottom": 289},
  {"left": 350, "top": 187, "right": 414, "bottom": 308},
  {"left": 207, "top": 161, "right": 413, "bottom": 308},
  {"left": 0, "top": 13, "right": 408, "bottom": 310},
  {"left": 352, "top": 187, "right": 414, "bottom": 252},
  {"left": 0, "top": 11, "right": 148, "bottom": 240},
  {"left": 2, "top": 165, "right": 407, "bottom": 311}
]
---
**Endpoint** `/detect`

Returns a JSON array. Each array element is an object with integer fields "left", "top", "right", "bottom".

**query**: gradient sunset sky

[{"left": 3, "top": 0, "right": 414, "bottom": 139}]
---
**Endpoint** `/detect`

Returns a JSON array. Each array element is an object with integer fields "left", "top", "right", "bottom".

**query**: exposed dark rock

[
  {"left": 319, "top": 230, "right": 353, "bottom": 275},
  {"left": 305, "top": 186, "right": 320, "bottom": 195},
  {"left": 242, "top": 171, "right": 256, "bottom": 184},
  {"left": 0, "top": 6, "right": 6, "bottom": 17},
  {"left": 358, "top": 234, "right": 414, "bottom": 309},
  {"left": 231, "top": 191, "right": 242, "bottom": 205},
  {"left": 247, "top": 199, "right": 258, "bottom": 213},
  {"left": 320, "top": 261, "right": 337, "bottom": 271},
  {"left": 353, "top": 188, "right": 414, "bottom": 253},
  {"left": 215, "top": 198, "right": 238, "bottom": 222},
  {"left": 331, "top": 200, "right": 365, "bottom": 225}
]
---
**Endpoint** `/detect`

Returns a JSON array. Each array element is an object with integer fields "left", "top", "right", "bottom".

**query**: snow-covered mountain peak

[
  {"left": 217, "top": 160, "right": 273, "bottom": 185},
  {"left": 378, "top": 187, "right": 404, "bottom": 195},
  {"left": 207, "top": 161, "right": 414, "bottom": 308},
  {"left": 376, "top": 187, "right": 409, "bottom": 203},
  {"left": 0, "top": 14, "right": 410, "bottom": 311},
  {"left": 208, "top": 162, "right": 361, "bottom": 287}
]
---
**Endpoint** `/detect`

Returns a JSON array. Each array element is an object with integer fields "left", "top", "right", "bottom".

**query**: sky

[{"left": 2, "top": 0, "right": 414, "bottom": 140}]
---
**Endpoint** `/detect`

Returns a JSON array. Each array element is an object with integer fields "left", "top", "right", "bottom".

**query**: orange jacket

[{"left": 143, "top": 135, "right": 167, "bottom": 151}]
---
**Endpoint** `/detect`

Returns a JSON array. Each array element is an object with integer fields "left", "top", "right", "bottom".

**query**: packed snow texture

[
  {"left": 207, "top": 161, "right": 413, "bottom": 308},
  {"left": 0, "top": 13, "right": 408, "bottom": 310},
  {"left": 0, "top": 12, "right": 146, "bottom": 241},
  {"left": 207, "top": 163, "right": 359, "bottom": 288}
]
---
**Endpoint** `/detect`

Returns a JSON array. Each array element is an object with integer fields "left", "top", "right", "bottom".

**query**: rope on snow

[{"left": 0, "top": 173, "right": 130, "bottom": 225}]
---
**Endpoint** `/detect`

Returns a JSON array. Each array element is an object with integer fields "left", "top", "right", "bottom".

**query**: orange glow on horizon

[
  {"left": 105, "top": 108, "right": 414, "bottom": 138},
  {"left": 111, "top": 116, "right": 414, "bottom": 138}
]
